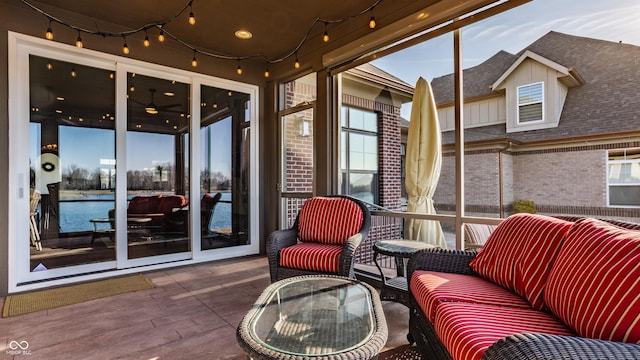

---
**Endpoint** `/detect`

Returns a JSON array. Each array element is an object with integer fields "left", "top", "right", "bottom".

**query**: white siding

[{"left": 438, "top": 96, "right": 506, "bottom": 132}]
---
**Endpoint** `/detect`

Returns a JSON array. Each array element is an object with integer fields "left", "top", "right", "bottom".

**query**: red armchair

[{"left": 267, "top": 195, "right": 371, "bottom": 282}]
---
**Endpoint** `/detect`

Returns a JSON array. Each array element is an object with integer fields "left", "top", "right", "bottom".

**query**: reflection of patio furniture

[
  {"left": 89, "top": 217, "right": 153, "bottom": 243},
  {"left": 163, "top": 192, "right": 222, "bottom": 237},
  {"left": 44, "top": 182, "right": 60, "bottom": 231},
  {"left": 236, "top": 275, "right": 388, "bottom": 360},
  {"left": 29, "top": 188, "right": 42, "bottom": 251},
  {"left": 464, "top": 223, "right": 497, "bottom": 249},
  {"left": 267, "top": 195, "right": 371, "bottom": 282},
  {"left": 127, "top": 195, "right": 188, "bottom": 227}
]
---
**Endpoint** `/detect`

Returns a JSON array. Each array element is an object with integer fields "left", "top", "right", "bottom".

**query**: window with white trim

[
  {"left": 517, "top": 82, "right": 544, "bottom": 123},
  {"left": 340, "top": 106, "right": 379, "bottom": 204},
  {"left": 608, "top": 148, "right": 640, "bottom": 207}
]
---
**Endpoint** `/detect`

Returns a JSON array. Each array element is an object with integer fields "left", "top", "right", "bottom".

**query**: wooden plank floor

[{"left": 1, "top": 256, "right": 411, "bottom": 359}]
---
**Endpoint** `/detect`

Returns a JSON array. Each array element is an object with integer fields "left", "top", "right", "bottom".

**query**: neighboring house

[{"left": 430, "top": 31, "right": 640, "bottom": 221}]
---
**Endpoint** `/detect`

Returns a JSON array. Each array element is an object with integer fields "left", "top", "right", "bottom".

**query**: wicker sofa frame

[
  {"left": 267, "top": 195, "right": 371, "bottom": 282},
  {"left": 407, "top": 218, "right": 640, "bottom": 360}
]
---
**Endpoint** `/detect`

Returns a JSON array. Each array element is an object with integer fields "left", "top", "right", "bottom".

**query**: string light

[
  {"left": 264, "top": 63, "right": 270, "bottom": 78},
  {"left": 236, "top": 60, "right": 242, "bottom": 75},
  {"left": 70, "top": 66, "right": 77, "bottom": 77},
  {"left": 191, "top": 51, "right": 198, "bottom": 67},
  {"left": 323, "top": 22, "right": 329, "bottom": 43},
  {"left": 158, "top": 27, "right": 165, "bottom": 42},
  {"left": 46, "top": 61, "right": 53, "bottom": 70},
  {"left": 75, "top": 30, "right": 83, "bottom": 48},
  {"left": 143, "top": 30, "right": 150, "bottom": 47},
  {"left": 122, "top": 36, "right": 130, "bottom": 54},
  {"left": 45, "top": 19, "right": 53, "bottom": 40},
  {"left": 28, "top": 0, "right": 384, "bottom": 76},
  {"left": 188, "top": 1, "right": 196, "bottom": 25}
]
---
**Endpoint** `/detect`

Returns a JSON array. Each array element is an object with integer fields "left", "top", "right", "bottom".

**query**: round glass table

[{"left": 236, "top": 275, "right": 388, "bottom": 360}]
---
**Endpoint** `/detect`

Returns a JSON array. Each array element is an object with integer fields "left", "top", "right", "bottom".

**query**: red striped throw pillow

[
  {"left": 545, "top": 218, "right": 640, "bottom": 343},
  {"left": 297, "top": 197, "right": 363, "bottom": 245},
  {"left": 279, "top": 242, "right": 342, "bottom": 273},
  {"left": 469, "top": 213, "right": 573, "bottom": 309}
]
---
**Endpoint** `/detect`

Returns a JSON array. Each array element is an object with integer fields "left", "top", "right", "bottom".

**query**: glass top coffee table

[{"left": 236, "top": 275, "right": 388, "bottom": 360}]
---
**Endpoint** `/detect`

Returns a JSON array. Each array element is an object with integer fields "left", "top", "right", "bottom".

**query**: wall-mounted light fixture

[{"left": 299, "top": 117, "right": 311, "bottom": 137}]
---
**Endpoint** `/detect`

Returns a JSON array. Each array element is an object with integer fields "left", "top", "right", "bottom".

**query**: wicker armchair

[{"left": 267, "top": 195, "right": 371, "bottom": 282}]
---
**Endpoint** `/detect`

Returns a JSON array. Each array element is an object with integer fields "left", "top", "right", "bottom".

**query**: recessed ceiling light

[
  {"left": 56, "top": 96, "right": 65, "bottom": 101},
  {"left": 55, "top": 109, "right": 62, "bottom": 114},
  {"left": 164, "top": 92, "right": 175, "bottom": 97},
  {"left": 235, "top": 30, "right": 253, "bottom": 39}
]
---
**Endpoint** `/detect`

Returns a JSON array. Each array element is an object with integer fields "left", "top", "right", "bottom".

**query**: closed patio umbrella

[{"left": 405, "top": 77, "right": 447, "bottom": 248}]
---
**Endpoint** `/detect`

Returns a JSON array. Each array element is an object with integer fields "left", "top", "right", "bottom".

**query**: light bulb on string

[
  {"left": 122, "top": 36, "right": 130, "bottom": 54},
  {"left": 188, "top": 1, "right": 196, "bottom": 25},
  {"left": 236, "top": 60, "right": 242, "bottom": 75},
  {"left": 294, "top": 53, "right": 300, "bottom": 69},
  {"left": 158, "top": 27, "right": 165, "bottom": 42},
  {"left": 323, "top": 23, "right": 329, "bottom": 42},
  {"left": 45, "top": 19, "right": 54, "bottom": 40},
  {"left": 75, "top": 30, "right": 83, "bottom": 48},
  {"left": 369, "top": 16, "right": 376, "bottom": 29},
  {"left": 264, "top": 63, "right": 270, "bottom": 78},
  {"left": 71, "top": 67, "right": 77, "bottom": 77},
  {"left": 191, "top": 51, "right": 198, "bottom": 67},
  {"left": 46, "top": 61, "right": 53, "bottom": 70},
  {"left": 143, "top": 30, "right": 150, "bottom": 47}
]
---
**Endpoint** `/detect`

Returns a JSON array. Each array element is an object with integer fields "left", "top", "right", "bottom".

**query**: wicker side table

[
  {"left": 373, "top": 240, "right": 434, "bottom": 306},
  {"left": 236, "top": 275, "right": 388, "bottom": 360}
]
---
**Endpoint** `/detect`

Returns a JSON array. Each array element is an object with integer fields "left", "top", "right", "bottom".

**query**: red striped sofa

[
  {"left": 267, "top": 195, "right": 371, "bottom": 282},
  {"left": 408, "top": 213, "right": 640, "bottom": 360}
]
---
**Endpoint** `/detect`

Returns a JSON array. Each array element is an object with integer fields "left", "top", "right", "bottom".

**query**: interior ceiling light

[
  {"left": 164, "top": 92, "right": 175, "bottom": 97},
  {"left": 56, "top": 96, "right": 64, "bottom": 101},
  {"left": 235, "top": 30, "right": 252, "bottom": 39},
  {"left": 46, "top": 62, "right": 53, "bottom": 70},
  {"left": 145, "top": 88, "right": 159, "bottom": 115}
]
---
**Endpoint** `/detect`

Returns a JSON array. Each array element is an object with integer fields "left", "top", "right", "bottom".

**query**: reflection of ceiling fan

[{"left": 130, "top": 88, "right": 182, "bottom": 115}]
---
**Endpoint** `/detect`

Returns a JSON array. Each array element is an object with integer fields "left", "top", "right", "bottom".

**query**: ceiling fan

[{"left": 130, "top": 88, "right": 183, "bottom": 115}]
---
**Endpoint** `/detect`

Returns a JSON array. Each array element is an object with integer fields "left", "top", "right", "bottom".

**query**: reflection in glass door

[
  {"left": 126, "top": 73, "right": 190, "bottom": 259},
  {"left": 200, "top": 85, "right": 251, "bottom": 249},
  {"left": 28, "top": 55, "right": 116, "bottom": 272}
]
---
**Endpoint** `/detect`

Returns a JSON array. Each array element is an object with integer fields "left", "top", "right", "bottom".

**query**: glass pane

[
  {"left": 518, "top": 103, "right": 542, "bottom": 122},
  {"left": 280, "top": 73, "right": 316, "bottom": 110},
  {"left": 610, "top": 186, "right": 640, "bottom": 206},
  {"left": 282, "top": 110, "right": 313, "bottom": 193},
  {"left": 349, "top": 173, "right": 376, "bottom": 204},
  {"left": 200, "top": 84, "right": 251, "bottom": 249},
  {"left": 126, "top": 73, "right": 190, "bottom": 259},
  {"left": 609, "top": 162, "right": 640, "bottom": 184},
  {"left": 28, "top": 55, "right": 116, "bottom": 270}
]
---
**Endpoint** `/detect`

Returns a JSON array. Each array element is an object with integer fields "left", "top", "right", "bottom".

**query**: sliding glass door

[{"left": 9, "top": 33, "right": 259, "bottom": 290}]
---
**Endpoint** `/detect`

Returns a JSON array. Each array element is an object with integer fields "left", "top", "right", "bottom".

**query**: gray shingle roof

[{"left": 438, "top": 31, "right": 640, "bottom": 145}]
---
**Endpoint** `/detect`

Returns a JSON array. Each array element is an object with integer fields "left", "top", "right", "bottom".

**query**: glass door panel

[
  {"left": 28, "top": 55, "right": 116, "bottom": 271},
  {"left": 126, "top": 73, "right": 190, "bottom": 259},
  {"left": 200, "top": 84, "right": 251, "bottom": 249}
]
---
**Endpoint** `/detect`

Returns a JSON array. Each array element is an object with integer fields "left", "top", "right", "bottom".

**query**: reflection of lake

[{"left": 56, "top": 193, "right": 232, "bottom": 233}]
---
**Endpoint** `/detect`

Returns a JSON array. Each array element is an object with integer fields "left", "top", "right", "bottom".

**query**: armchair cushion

[
  {"left": 297, "top": 196, "right": 363, "bottom": 245},
  {"left": 434, "top": 302, "right": 574, "bottom": 360},
  {"left": 469, "top": 213, "right": 573, "bottom": 309},
  {"left": 279, "top": 242, "right": 343, "bottom": 273},
  {"left": 545, "top": 218, "right": 640, "bottom": 343},
  {"left": 410, "top": 270, "right": 530, "bottom": 323}
]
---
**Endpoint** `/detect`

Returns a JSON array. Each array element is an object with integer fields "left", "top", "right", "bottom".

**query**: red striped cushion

[
  {"left": 435, "top": 302, "right": 574, "bottom": 360},
  {"left": 279, "top": 242, "right": 342, "bottom": 273},
  {"left": 545, "top": 218, "right": 640, "bottom": 343},
  {"left": 469, "top": 214, "right": 573, "bottom": 309},
  {"left": 410, "top": 270, "right": 531, "bottom": 322},
  {"left": 298, "top": 197, "right": 363, "bottom": 245}
]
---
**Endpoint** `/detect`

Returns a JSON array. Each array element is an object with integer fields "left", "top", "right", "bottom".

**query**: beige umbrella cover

[{"left": 405, "top": 77, "right": 447, "bottom": 248}]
